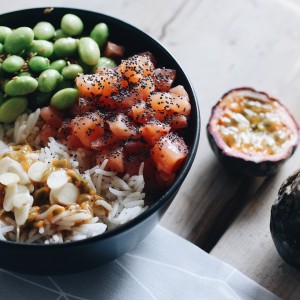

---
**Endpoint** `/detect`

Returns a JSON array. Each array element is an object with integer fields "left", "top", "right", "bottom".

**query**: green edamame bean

[
  {"left": 0, "top": 43, "right": 4, "bottom": 55},
  {"left": 50, "top": 88, "right": 79, "bottom": 110},
  {"left": 29, "top": 91, "right": 52, "bottom": 109},
  {"left": 50, "top": 59, "right": 67, "bottom": 73},
  {"left": 53, "top": 38, "right": 78, "bottom": 58},
  {"left": 53, "top": 29, "right": 69, "bottom": 41},
  {"left": 28, "top": 56, "right": 50, "bottom": 73},
  {"left": 5, "top": 76, "right": 38, "bottom": 96},
  {"left": 0, "top": 26, "right": 12, "bottom": 43},
  {"left": 0, "top": 96, "right": 28, "bottom": 123},
  {"left": 4, "top": 27, "right": 34, "bottom": 55},
  {"left": 78, "top": 37, "right": 100, "bottom": 66},
  {"left": 2, "top": 55, "right": 25, "bottom": 73},
  {"left": 90, "top": 23, "right": 109, "bottom": 48},
  {"left": 61, "top": 14, "right": 83, "bottom": 36},
  {"left": 18, "top": 71, "right": 32, "bottom": 77},
  {"left": 38, "top": 69, "right": 62, "bottom": 93},
  {"left": 92, "top": 57, "right": 116, "bottom": 72},
  {"left": 61, "top": 64, "right": 83, "bottom": 80},
  {"left": 33, "top": 22, "right": 55, "bottom": 40},
  {"left": 28, "top": 40, "right": 53, "bottom": 57}
]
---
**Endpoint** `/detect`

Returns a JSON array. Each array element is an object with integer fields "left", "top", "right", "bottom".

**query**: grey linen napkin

[{"left": 0, "top": 225, "right": 279, "bottom": 300}]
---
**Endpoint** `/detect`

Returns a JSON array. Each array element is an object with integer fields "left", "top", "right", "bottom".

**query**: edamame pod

[
  {"left": 90, "top": 23, "right": 109, "bottom": 48},
  {"left": 33, "top": 22, "right": 55, "bottom": 40},
  {"left": 2, "top": 55, "right": 24, "bottom": 73},
  {"left": 28, "top": 56, "right": 50, "bottom": 73},
  {"left": 5, "top": 76, "right": 38, "bottom": 96},
  {"left": 50, "top": 59, "right": 67, "bottom": 73},
  {"left": 61, "top": 64, "right": 83, "bottom": 80},
  {"left": 61, "top": 14, "right": 83, "bottom": 36},
  {"left": 0, "top": 26, "right": 12, "bottom": 43},
  {"left": 38, "top": 69, "right": 62, "bottom": 93},
  {"left": 50, "top": 88, "right": 79, "bottom": 110},
  {"left": 4, "top": 27, "right": 34, "bottom": 55},
  {"left": 0, "top": 43, "right": 4, "bottom": 55},
  {"left": 0, "top": 96, "right": 28, "bottom": 123},
  {"left": 53, "top": 38, "right": 78, "bottom": 58},
  {"left": 28, "top": 40, "right": 54, "bottom": 57},
  {"left": 78, "top": 37, "right": 100, "bottom": 66}
]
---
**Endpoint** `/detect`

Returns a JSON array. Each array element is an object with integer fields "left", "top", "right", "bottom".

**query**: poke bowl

[{"left": 0, "top": 7, "right": 200, "bottom": 275}]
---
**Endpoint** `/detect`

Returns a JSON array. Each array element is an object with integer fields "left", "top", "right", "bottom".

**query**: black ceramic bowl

[{"left": 0, "top": 7, "right": 200, "bottom": 275}]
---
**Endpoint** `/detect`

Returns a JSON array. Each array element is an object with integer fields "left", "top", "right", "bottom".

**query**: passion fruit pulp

[
  {"left": 207, "top": 87, "right": 299, "bottom": 176},
  {"left": 271, "top": 169, "right": 300, "bottom": 268}
]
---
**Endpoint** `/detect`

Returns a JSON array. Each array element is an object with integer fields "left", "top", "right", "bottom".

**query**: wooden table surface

[{"left": 4, "top": 0, "right": 300, "bottom": 299}]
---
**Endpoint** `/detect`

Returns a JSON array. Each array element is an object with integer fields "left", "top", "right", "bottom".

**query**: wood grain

[{"left": 3, "top": 0, "right": 300, "bottom": 298}]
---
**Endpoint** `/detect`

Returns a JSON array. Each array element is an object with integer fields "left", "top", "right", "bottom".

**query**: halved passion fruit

[
  {"left": 207, "top": 87, "right": 299, "bottom": 176},
  {"left": 270, "top": 169, "right": 300, "bottom": 268}
]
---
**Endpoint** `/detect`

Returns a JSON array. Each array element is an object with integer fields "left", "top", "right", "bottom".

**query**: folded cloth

[{"left": 0, "top": 225, "right": 279, "bottom": 300}]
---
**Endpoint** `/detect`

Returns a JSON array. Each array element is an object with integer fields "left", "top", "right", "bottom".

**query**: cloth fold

[{"left": 0, "top": 225, "right": 279, "bottom": 300}]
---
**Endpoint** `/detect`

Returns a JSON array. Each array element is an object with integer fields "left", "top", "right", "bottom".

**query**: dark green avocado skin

[
  {"left": 206, "top": 125, "right": 291, "bottom": 177},
  {"left": 271, "top": 169, "right": 300, "bottom": 268}
]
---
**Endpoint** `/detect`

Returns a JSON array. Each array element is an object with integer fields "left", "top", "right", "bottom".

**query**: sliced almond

[
  {"left": 3, "top": 184, "right": 17, "bottom": 212},
  {"left": 47, "top": 170, "right": 68, "bottom": 190},
  {"left": 13, "top": 193, "right": 33, "bottom": 208},
  {"left": 0, "top": 157, "right": 14, "bottom": 174},
  {"left": 0, "top": 172, "right": 20, "bottom": 186},
  {"left": 17, "top": 184, "right": 29, "bottom": 194},
  {"left": 14, "top": 202, "right": 31, "bottom": 226},
  {"left": 28, "top": 161, "right": 48, "bottom": 182},
  {"left": 51, "top": 183, "right": 80, "bottom": 205},
  {"left": 9, "top": 160, "right": 30, "bottom": 184}
]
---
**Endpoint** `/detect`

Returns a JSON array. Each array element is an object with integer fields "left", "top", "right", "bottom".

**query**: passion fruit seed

[{"left": 207, "top": 88, "right": 299, "bottom": 176}]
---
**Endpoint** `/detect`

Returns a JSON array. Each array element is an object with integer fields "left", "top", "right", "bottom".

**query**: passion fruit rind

[
  {"left": 207, "top": 87, "right": 299, "bottom": 177},
  {"left": 270, "top": 169, "right": 300, "bottom": 268}
]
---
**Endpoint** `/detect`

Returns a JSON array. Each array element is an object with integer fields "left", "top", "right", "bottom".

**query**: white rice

[{"left": 0, "top": 110, "right": 147, "bottom": 244}]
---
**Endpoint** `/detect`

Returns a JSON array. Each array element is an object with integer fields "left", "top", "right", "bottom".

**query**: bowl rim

[{"left": 0, "top": 6, "right": 201, "bottom": 248}]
